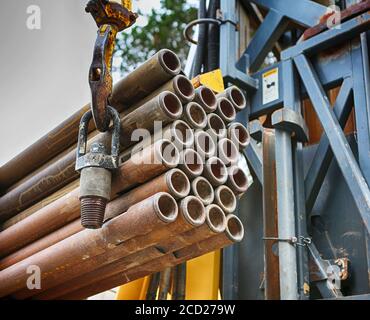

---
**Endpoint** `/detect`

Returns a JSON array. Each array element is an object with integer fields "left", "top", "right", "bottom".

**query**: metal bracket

[
  {"left": 263, "top": 236, "right": 312, "bottom": 247},
  {"left": 272, "top": 108, "right": 309, "bottom": 143},
  {"left": 249, "top": 119, "right": 264, "bottom": 142}
]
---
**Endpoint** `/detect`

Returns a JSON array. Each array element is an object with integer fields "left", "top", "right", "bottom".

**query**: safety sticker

[{"left": 262, "top": 68, "right": 279, "bottom": 105}]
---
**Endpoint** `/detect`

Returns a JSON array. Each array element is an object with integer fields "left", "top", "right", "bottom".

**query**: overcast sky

[{"left": 0, "top": 0, "right": 166, "bottom": 166}]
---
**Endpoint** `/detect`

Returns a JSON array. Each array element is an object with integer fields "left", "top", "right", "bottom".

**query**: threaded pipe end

[{"left": 80, "top": 197, "right": 107, "bottom": 229}]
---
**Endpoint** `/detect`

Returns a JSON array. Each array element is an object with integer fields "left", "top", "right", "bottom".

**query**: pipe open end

[
  {"left": 207, "top": 157, "right": 228, "bottom": 185},
  {"left": 184, "top": 102, "right": 207, "bottom": 129},
  {"left": 159, "top": 49, "right": 182, "bottom": 75},
  {"left": 207, "top": 114, "right": 227, "bottom": 139},
  {"left": 196, "top": 87, "right": 217, "bottom": 112},
  {"left": 154, "top": 192, "right": 179, "bottom": 223},
  {"left": 225, "top": 215, "right": 244, "bottom": 242},
  {"left": 218, "top": 138, "right": 239, "bottom": 166},
  {"left": 195, "top": 131, "right": 216, "bottom": 159},
  {"left": 229, "top": 86, "right": 246, "bottom": 111},
  {"left": 205, "top": 205, "right": 227, "bottom": 233},
  {"left": 215, "top": 186, "right": 237, "bottom": 214},
  {"left": 181, "top": 149, "right": 204, "bottom": 178},
  {"left": 167, "top": 169, "right": 191, "bottom": 199},
  {"left": 192, "top": 177, "right": 214, "bottom": 206},
  {"left": 160, "top": 92, "right": 183, "bottom": 119},
  {"left": 156, "top": 140, "right": 180, "bottom": 168},
  {"left": 180, "top": 196, "right": 206, "bottom": 227},
  {"left": 174, "top": 75, "right": 195, "bottom": 102},
  {"left": 228, "top": 166, "right": 248, "bottom": 194},
  {"left": 228, "top": 123, "right": 250, "bottom": 149},
  {"left": 172, "top": 120, "right": 194, "bottom": 149},
  {"left": 217, "top": 98, "right": 236, "bottom": 123}
]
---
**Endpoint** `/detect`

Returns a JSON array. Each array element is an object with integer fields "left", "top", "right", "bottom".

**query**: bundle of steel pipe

[{"left": 0, "top": 49, "right": 252, "bottom": 299}]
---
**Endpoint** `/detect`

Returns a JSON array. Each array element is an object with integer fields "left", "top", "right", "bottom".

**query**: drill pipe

[
  {"left": 125, "top": 75, "right": 195, "bottom": 115},
  {"left": 194, "top": 130, "right": 216, "bottom": 161},
  {"left": 215, "top": 98, "right": 236, "bottom": 124},
  {"left": 158, "top": 267, "right": 172, "bottom": 300},
  {"left": 206, "top": 113, "right": 227, "bottom": 142},
  {"left": 172, "top": 263, "right": 187, "bottom": 300},
  {"left": 193, "top": 87, "right": 217, "bottom": 113},
  {"left": 0, "top": 193, "right": 178, "bottom": 298},
  {"left": 216, "top": 86, "right": 246, "bottom": 111},
  {"left": 214, "top": 185, "right": 237, "bottom": 214},
  {"left": 56, "top": 213, "right": 242, "bottom": 300},
  {"left": 120, "top": 120, "right": 194, "bottom": 164},
  {"left": 227, "top": 165, "right": 250, "bottom": 196},
  {"left": 203, "top": 157, "right": 228, "bottom": 187},
  {"left": 0, "top": 104, "right": 91, "bottom": 191},
  {"left": 191, "top": 176, "right": 215, "bottom": 206},
  {"left": 27, "top": 196, "right": 207, "bottom": 300},
  {"left": 0, "top": 168, "right": 189, "bottom": 269},
  {"left": 120, "top": 91, "right": 183, "bottom": 148},
  {"left": 178, "top": 149, "right": 204, "bottom": 180},
  {"left": 0, "top": 140, "right": 179, "bottom": 257},
  {"left": 110, "top": 49, "right": 181, "bottom": 109},
  {"left": 217, "top": 138, "right": 239, "bottom": 167},
  {"left": 182, "top": 102, "right": 207, "bottom": 130},
  {"left": 227, "top": 122, "right": 250, "bottom": 151}
]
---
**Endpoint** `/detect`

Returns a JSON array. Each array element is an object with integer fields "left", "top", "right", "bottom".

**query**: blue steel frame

[{"left": 220, "top": 0, "right": 370, "bottom": 300}]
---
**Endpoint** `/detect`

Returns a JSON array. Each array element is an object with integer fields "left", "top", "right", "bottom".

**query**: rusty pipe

[
  {"left": 215, "top": 98, "right": 236, "bottom": 124},
  {"left": 227, "top": 122, "right": 250, "bottom": 150},
  {"left": 206, "top": 113, "right": 227, "bottom": 141},
  {"left": 0, "top": 140, "right": 179, "bottom": 257},
  {"left": 202, "top": 157, "right": 228, "bottom": 187},
  {"left": 146, "top": 273, "right": 160, "bottom": 300},
  {"left": 110, "top": 49, "right": 181, "bottom": 109},
  {"left": 194, "top": 130, "right": 216, "bottom": 160},
  {"left": 158, "top": 267, "right": 172, "bottom": 300},
  {"left": 217, "top": 138, "right": 239, "bottom": 167},
  {"left": 0, "top": 193, "right": 178, "bottom": 298},
  {"left": 216, "top": 86, "right": 246, "bottom": 111},
  {"left": 31, "top": 196, "right": 206, "bottom": 300},
  {"left": 191, "top": 176, "right": 214, "bottom": 206},
  {"left": 55, "top": 209, "right": 236, "bottom": 300},
  {"left": 214, "top": 185, "right": 237, "bottom": 214},
  {"left": 178, "top": 149, "right": 204, "bottom": 180},
  {"left": 172, "top": 263, "right": 186, "bottom": 300},
  {"left": 120, "top": 91, "right": 183, "bottom": 148},
  {"left": 227, "top": 165, "right": 249, "bottom": 196},
  {"left": 127, "top": 75, "right": 195, "bottom": 114},
  {"left": 182, "top": 102, "right": 207, "bottom": 130},
  {"left": 193, "top": 86, "right": 217, "bottom": 113}
]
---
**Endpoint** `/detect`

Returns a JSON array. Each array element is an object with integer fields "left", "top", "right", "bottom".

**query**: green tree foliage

[{"left": 115, "top": 0, "right": 197, "bottom": 75}]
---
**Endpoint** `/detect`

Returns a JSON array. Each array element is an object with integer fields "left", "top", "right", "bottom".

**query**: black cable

[
  {"left": 190, "top": 0, "right": 208, "bottom": 78},
  {"left": 206, "top": 0, "right": 220, "bottom": 72}
]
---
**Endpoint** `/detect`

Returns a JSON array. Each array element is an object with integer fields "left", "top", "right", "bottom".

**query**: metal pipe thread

[{"left": 80, "top": 197, "right": 107, "bottom": 229}]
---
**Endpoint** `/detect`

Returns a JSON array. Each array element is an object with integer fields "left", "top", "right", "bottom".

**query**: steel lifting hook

[{"left": 75, "top": 106, "right": 121, "bottom": 229}]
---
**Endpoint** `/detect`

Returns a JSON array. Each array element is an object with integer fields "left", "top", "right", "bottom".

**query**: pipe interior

[
  {"left": 219, "top": 187, "right": 236, "bottom": 210},
  {"left": 230, "top": 88, "right": 246, "bottom": 108},
  {"left": 220, "top": 139, "right": 238, "bottom": 161},
  {"left": 232, "top": 124, "right": 249, "bottom": 145},
  {"left": 232, "top": 168, "right": 248, "bottom": 189},
  {"left": 188, "top": 103, "right": 206, "bottom": 126},
  {"left": 170, "top": 171, "right": 190, "bottom": 195},
  {"left": 177, "top": 76, "right": 194, "bottom": 97},
  {"left": 157, "top": 194, "right": 178, "bottom": 219},
  {"left": 208, "top": 206, "right": 225, "bottom": 229},
  {"left": 163, "top": 51, "right": 181, "bottom": 72},
  {"left": 184, "top": 150, "right": 202, "bottom": 173},
  {"left": 186, "top": 198, "right": 204, "bottom": 221},
  {"left": 227, "top": 216, "right": 244, "bottom": 239},
  {"left": 163, "top": 94, "right": 182, "bottom": 116},
  {"left": 195, "top": 179, "right": 213, "bottom": 201},
  {"left": 209, "top": 114, "right": 226, "bottom": 134},
  {"left": 174, "top": 122, "right": 192, "bottom": 145},
  {"left": 219, "top": 99, "right": 236, "bottom": 119},
  {"left": 210, "top": 159, "right": 226, "bottom": 179},
  {"left": 201, "top": 87, "right": 216, "bottom": 107},
  {"left": 196, "top": 132, "right": 215, "bottom": 155}
]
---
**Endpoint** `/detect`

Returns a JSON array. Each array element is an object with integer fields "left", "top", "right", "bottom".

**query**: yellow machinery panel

[{"left": 192, "top": 69, "right": 225, "bottom": 93}]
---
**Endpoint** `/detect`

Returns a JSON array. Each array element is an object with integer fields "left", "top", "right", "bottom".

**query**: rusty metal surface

[
  {"left": 303, "top": 0, "right": 370, "bottom": 41},
  {"left": 262, "top": 129, "right": 280, "bottom": 300},
  {"left": 0, "top": 193, "right": 178, "bottom": 299}
]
